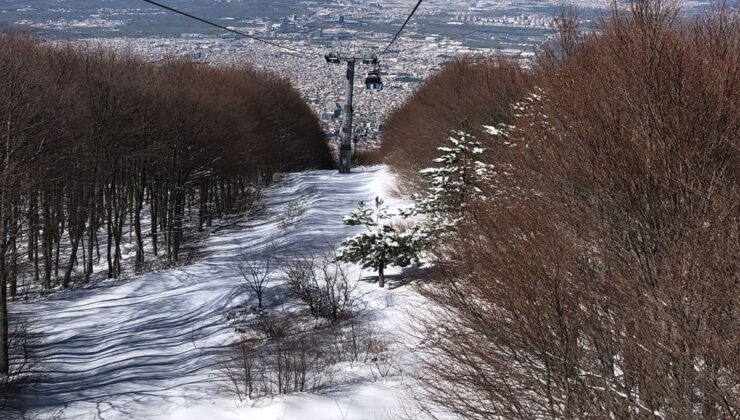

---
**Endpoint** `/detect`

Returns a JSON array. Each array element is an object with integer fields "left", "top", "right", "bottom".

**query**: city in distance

[{"left": 0, "top": 0, "right": 713, "bottom": 144}]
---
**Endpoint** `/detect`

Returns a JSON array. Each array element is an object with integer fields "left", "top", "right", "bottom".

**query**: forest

[
  {"left": 0, "top": 34, "right": 333, "bottom": 377},
  {"left": 382, "top": 2, "right": 739, "bottom": 418},
  {"left": 0, "top": 1, "right": 737, "bottom": 418}
]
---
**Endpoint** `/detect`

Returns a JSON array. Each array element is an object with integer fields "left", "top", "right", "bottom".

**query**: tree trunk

[
  {"left": 0, "top": 207, "right": 8, "bottom": 374},
  {"left": 33, "top": 230, "right": 39, "bottom": 284},
  {"left": 133, "top": 170, "right": 145, "bottom": 274},
  {"left": 150, "top": 181, "right": 158, "bottom": 256},
  {"left": 378, "top": 262, "right": 385, "bottom": 288},
  {"left": 0, "top": 269, "right": 7, "bottom": 374},
  {"left": 9, "top": 206, "right": 18, "bottom": 298},
  {"left": 54, "top": 190, "right": 63, "bottom": 280},
  {"left": 42, "top": 198, "right": 53, "bottom": 290},
  {"left": 63, "top": 235, "right": 81, "bottom": 289},
  {"left": 26, "top": 191, "right": 36, "bottom": 262},
  {"left": 0, "top": 82, "right": 11, "bottom": 373},
  {"left": 105, "top": 187, "right": 113, "bottom": 278},
  {"left": 198, "top": 180, "right": 208, "bottom": 232},
  {"left": 85, "top": 188, "right": 97, "bottom": 282}
]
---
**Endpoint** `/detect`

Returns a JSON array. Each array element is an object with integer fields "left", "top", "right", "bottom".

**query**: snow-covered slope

[{"left": 9, "top": 166, "right": 429, "bottom": 420}]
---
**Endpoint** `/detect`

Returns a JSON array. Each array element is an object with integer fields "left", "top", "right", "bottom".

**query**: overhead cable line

[
  {"left": 142, "top": 0, "right": 314, "bottom": 56},
  {"left": 381, "top": 0, "right": 425, "bottom": 56}
]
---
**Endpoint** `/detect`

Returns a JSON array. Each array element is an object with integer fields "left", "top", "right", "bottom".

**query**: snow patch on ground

[{"left": 10, "top": 166, "right": 434, "bottom": 420}]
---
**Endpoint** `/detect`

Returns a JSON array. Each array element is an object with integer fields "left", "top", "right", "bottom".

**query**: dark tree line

[
  {"left": 383, "top": 2, "right": 738, "bottom": 418},
  {"left": 0, "top": 34, "right": 333, "bottom": 375}
]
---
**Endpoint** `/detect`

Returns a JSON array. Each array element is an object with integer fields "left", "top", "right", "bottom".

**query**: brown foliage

[
  {"left": 410, "top": 3, "right": 739, "bottom": 419},
  {"left": 380, "top": 55, "right": 529, "bottom": 192},
  {"left": 352, "top": 147, "right": 385, "bottom": 167},
  {"left": 0, "top": 34, "right": 332, "bottom": 374},
  {"left": 0, "top": 34, "right": 332, "bottom": 284}
]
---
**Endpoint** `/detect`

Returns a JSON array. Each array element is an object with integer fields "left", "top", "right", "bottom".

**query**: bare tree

[
  {"left": 284, "top": 252, "right": 356, "bottom": 321},
  {"left": 0, "top": 33, "right": 334, "bottom": 377},
  {"left": 380, "top": 55, "right": 529, "bottom": 193},
  {"left": 392, "top": 3, "right": 739, "bottom": 418},
  {"left": 237, "top": 242, "right": 278, "bottom": 312}
]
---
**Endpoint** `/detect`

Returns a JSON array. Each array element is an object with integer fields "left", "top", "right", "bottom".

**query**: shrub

[
  {"left": 222, "top": 313, "right": 335, "bottom": 400},
  {"left": 284, "top": 253, "right": 356, "bottom": 321},
  {"left": 352, "top": 147, "right": 385, "bottom": 167},
  {"left": 236, "top": 243, "right": 278, "bottom": 313}
]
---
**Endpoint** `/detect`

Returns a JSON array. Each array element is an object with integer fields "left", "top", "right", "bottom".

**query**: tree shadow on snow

[{"left": 359, "top": 264, "right": 433, "bottom": 290}]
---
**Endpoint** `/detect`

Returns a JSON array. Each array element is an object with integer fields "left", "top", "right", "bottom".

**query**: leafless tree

[
  {"left": 0, "top": 33, "right": 334, "bottom": 377},
  {"left": 237, "top": 243, "right": 278, "bottom": 312},
  {"left": 380, "top": 55, "right": 529, "bottom": 193},
  {"left": 284, "top": 253, "right": 356, "bottom": 322},
  {"left": 388, "top": 2, "right": 739, "bottom": 418}
]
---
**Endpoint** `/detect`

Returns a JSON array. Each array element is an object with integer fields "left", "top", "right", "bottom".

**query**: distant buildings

[
  {"left": 69, "top": 0, "right": 558, "bottom": 143},
  {"left": 322, "top": 27, "right": 354, "bottom": 40},
  {"left": 452, "top": 11, "right": 555, "bottom": 28},
  {"left": 321, "top": 101, "right": 342, "bottom": 122}
]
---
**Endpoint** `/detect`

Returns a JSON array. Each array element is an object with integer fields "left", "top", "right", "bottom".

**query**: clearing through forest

[{"left": 9, "top": 166, "right": 426, "bottom": 420}]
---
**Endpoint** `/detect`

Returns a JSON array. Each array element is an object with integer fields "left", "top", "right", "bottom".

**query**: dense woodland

[
  {"left": 384, "top": 2, "right": 739, "bottom": 418},
  {"left": 0, "top": 34, "right": 333, "bottom": 376},
  {"left": 1, "top": 1, "right": 738, "bottom": 417},
  {"left": 381, "top": 54, "right": 528, "bottom": 191}
]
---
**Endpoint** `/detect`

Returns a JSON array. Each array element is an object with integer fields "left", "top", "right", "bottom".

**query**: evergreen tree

[
  {"left": 337, "top": 197, "right": 422, "bottom": 288},
  {"left": 337, "top": 130, "right": 493, "bottom": 288},
  {"left": 405, "top": 129, "right": 494, "bottom": 232}
]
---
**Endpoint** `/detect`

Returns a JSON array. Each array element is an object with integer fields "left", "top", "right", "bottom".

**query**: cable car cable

[
  {"left": 380, "top": 0, "right": 425, "bottom": 56},
  {"left": 142, "top": 0, "right": 317, "bottom": 57}
]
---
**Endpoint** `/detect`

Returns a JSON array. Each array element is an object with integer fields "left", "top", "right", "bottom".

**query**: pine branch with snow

[
  {"left": 337, "top": 197, "right": 423, "bottom": 288},
  {"left": 409, "top": 129, "right": 494, "bottom": 232}
]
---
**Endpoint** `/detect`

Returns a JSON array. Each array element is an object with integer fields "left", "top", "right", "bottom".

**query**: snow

[{"left": 9, "top": 166, "right": 433, "bottom": 420}]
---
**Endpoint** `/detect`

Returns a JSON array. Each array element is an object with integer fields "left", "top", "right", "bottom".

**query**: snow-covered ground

[{"left": 8, "top": 166, "right": 434, "bottom": 420}]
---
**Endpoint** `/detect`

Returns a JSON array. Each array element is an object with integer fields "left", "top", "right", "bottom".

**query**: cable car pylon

[{"left": 325, "top": 51, "right": 383, "bottom": 174}]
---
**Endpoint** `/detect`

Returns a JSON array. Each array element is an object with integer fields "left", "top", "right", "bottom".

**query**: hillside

[
  {"left": 0, "top": 2, "right": 737, "bottom": 419},
  {"left": 8, "top": 166, "right": 430, "bottom": 420}
]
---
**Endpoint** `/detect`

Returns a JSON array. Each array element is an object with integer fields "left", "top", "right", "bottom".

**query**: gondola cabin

[{"left": 365, "top": 70, "right": 383, "bottom": 90}]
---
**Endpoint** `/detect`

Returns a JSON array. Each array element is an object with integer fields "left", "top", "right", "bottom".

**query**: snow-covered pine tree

[
  {"left": 337, "top": 197, "right": 422, "bottom": 288},
  {"left": 336, "top": 130, "right": 494, "bottom": 287},
  {"left": 407, "top": 129, "right": 493, "bottom": 232}
]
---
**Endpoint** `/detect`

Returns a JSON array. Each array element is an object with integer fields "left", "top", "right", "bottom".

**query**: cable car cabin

[
  {"left": 365, "top": 70, "right": 383, "bottom": 91},
  {"left": 325, "top": 53, "right": 340, "bottom": 64}
]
